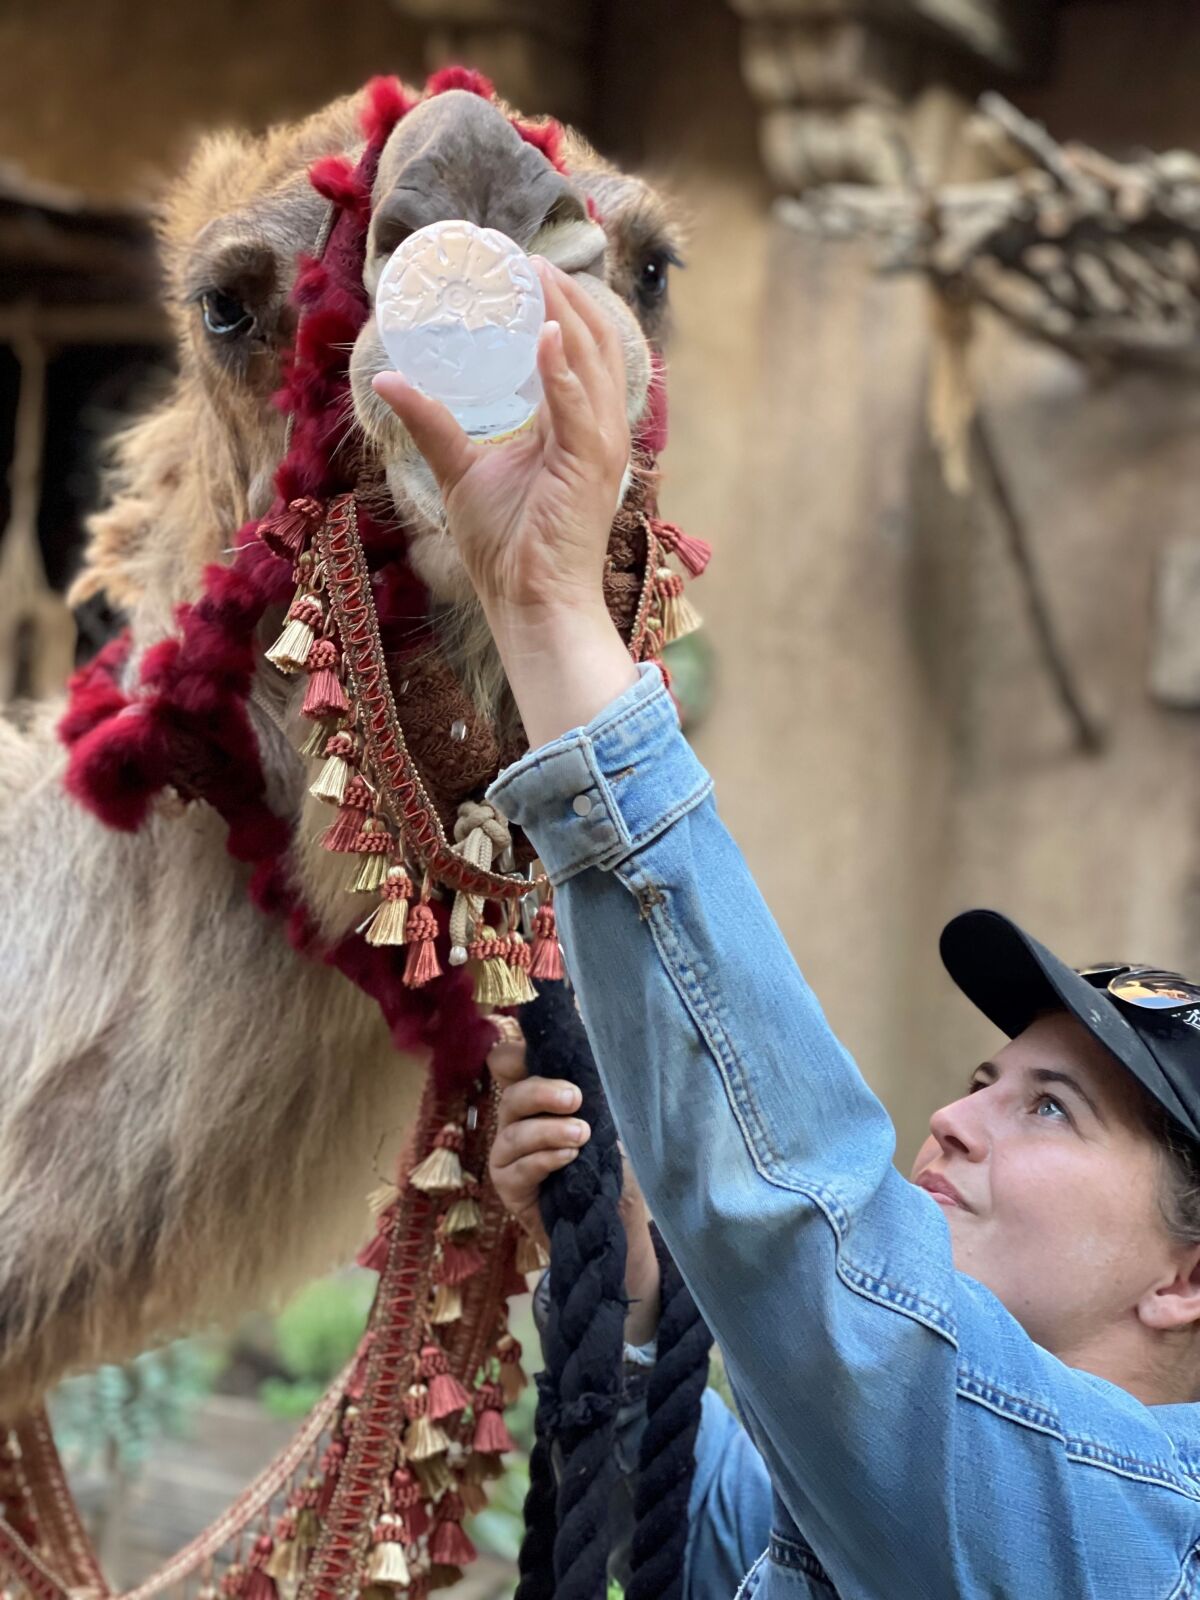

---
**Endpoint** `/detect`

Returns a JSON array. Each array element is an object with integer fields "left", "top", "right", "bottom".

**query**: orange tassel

[
  {"left": 402, "top": 902, "right": 442, "bottom": 988},
  {"left": 259, "top": 495, "right": 324, "bottom": 560},
  {"left": 321, "top": 775, "right": 371, "bottom": 853},
  {"left": 430, "top": 1495, "right": 476, "bottom": 1567},
  {"left": 529, "top": 902, "right": 564, "bottom": 981},
  {"left": 472, "top": 1381, "right": 515, "bottom": 1454},
  {"left": 301, "top": 638, "right": 349, "bottom": 720},
  {"left": 651, "top": 517, "right": 712, "bottom": 577}
]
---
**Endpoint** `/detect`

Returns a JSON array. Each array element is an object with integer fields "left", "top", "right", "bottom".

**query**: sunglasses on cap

[{"left": 1078, "top": 964, "right": 1200, "bottom": 1014}]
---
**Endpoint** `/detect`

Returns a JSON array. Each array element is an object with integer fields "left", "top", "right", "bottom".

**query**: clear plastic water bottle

[{"left": 374, "top": 219, "right": 546, "bottom": 441}]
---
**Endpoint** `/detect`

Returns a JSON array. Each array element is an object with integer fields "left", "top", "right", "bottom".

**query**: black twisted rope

[
  {"left": 625, "top": 1228, "right": 713, "bottom": 1600},
  {"left": 515, "top": 980, "right": 628, "bottom": 1600}
]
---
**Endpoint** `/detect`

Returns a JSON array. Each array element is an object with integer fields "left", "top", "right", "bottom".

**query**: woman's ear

[{"left": 1138, "top": 1247, "right": 1200, "bottom": 1332}]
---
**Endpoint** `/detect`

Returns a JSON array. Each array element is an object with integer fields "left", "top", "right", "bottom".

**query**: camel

[{"left": 0, "top": 72, "right": 682, "bottom": 1416}]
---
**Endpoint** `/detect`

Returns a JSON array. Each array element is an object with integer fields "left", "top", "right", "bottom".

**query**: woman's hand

[
  {"left": 487, "top": 1022, "right": 662, "bottom": 1347},
  {"left": 372, "top": 259, "right": 639, "bottom": 747}
]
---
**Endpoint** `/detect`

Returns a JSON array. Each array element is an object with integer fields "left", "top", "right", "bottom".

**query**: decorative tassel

[
  {"left": 219, "top": 1564, "right": 247, "bottom": 1599},
  {"left": 472, "top": 1381, "right": 515, "bottom": 1455},
  {"left": 350, "top": 819, "right": 390, "bottom": 893},
  {"left": 259, "top": 496, "right": 324, "bottom": 560},
  {"left": 656, "top": 567, "right": 702, "bottom": 644},
  {"left": 470, "top": 926, "right": 515, "bottom": 1007},
  {"left": 505, "top": 930, "right": 538, "bottom": 1006},
  {"left": 429, "top": 1281, "right": 463, "bottom": 1324},
  {"left": 515, "top": 1230, "right": 550, "bottom": 1274},
  {"left": 299, "top": 717, "right": 333, "bottom": 760},
  {"left": 244, "top": 1537, "right": 278, "bottom": 1600},
  {"left": 430, "top": 1494, "right": 476, "bottom": 1567},
  {"left": 266, "top": 594, "right": 323, "bottom": 674},
  {"left": 412, "top": 1454, "right": 452, "bottom": 1501},
  {"left": 301, "top": 639, "right": 349, "bottom": 720},
  {"left": 367, "top": 1515, "right": 411, "bottom": 1588},
  {"left": 364, "top": 866, "right": 412, "bottom": 947},
  {"left": 309, "top": 730, "right": 355, "bottom": 804},
  {"left": 368, "top": 1179, "right": 400, "bottom": 1216},
  {"left": 529, "top": 902, "right": 564, "bottom": 981},
  {"left": 459, "top": 1480, "right": 488, "bottom": 1516},
  {"left": 403, "top": 1384, "right": 450, "bottom": 1460},
  {"left": 651, "top": 517, "right": 712, "bottom": 578},
  {"left": 265, "top": 1528, "right": 302, "bottom": 1591},
  {"left": 497, "top": 1333, "right": 528, "bottom": 1405},
  {"left": 419, "top": 1341, "right": 471, "bottom": 1417},
  {"left": 438, "top": 1238, "right": 485, "bottom": 1285},
  {"left": 402, "top": 901, "right": 442, "bottom": 988},
  {"left": 392, "top": 1468, "right": 430, "bottom": 1542},
  {"left": 463, "top": 1450, "right": 505, "bottom": 1486},
  {"left": 442, "top": 1191, "right": 483, "bottom": 1236},
  {"left": 321, "top": 775, "right": 371, "bottom": 853},
  {"left": 407, "top": 1124, "right": 464, "bottom": 1193},
  {"left": 356, "top": 1216, "right": 392, "bottom": 1273}
]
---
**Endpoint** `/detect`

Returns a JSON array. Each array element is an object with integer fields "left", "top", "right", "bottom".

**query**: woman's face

[{"left": 910, "top": 1011, "right": 1193, "bottom": 1360}]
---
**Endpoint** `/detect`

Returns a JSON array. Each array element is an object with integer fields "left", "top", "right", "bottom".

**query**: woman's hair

[{"left": 1142, "top": 1095, "right": 1200, "bottom": 1247}]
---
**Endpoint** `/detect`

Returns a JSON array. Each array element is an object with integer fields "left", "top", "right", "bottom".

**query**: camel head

[{"left": 74, "top": 77, "right": 682, "bottom": 644}]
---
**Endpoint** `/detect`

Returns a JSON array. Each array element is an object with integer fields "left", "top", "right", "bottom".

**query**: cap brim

[{"left": 940, "top": 909, "right": 1200, "bottom": 1141}]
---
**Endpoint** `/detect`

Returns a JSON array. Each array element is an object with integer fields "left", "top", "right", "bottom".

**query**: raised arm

[{"left": 374, "top": 261, "right": 1200, "bottom": 1599}]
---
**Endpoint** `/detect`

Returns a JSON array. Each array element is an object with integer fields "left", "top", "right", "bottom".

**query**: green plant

[
  {"left": 257, "top": 1273, "right": 375, "bottom": 1420},
  {"left": 50, "top": 1339, "right": 220, "bottom": 1474}
]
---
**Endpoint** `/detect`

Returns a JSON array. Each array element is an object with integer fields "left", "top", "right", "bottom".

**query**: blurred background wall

[{"left": 2, "top": 0, "right": 1199, "bottom": 1167}]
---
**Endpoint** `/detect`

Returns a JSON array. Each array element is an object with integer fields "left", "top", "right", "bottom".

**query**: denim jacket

[{"left": 488, "top": 663, "right": 1200, "bottom": 1600}]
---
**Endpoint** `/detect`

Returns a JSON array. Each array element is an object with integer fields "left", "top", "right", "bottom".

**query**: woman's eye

[
  {"left": 200, "top": 289, "right": 255, "bottom": 338},
  {"left": 1034, "top": 1095, "right": 1069, "bottom": 1121}
]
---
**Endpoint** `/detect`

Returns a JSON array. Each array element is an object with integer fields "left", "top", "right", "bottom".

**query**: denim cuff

[{"left": 486, "top": 662, "right": 713, "bottom": 886}]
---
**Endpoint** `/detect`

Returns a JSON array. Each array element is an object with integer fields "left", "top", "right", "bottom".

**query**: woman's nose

[{"left": 928, "top": 1091, "right": 989, "bottom": 1162}]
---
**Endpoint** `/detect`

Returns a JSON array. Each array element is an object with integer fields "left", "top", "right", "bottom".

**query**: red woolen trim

[{"left": 425, "top": 65, "right": 496, "bottom": 102}]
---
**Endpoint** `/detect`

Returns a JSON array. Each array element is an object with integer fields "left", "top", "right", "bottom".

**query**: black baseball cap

[{"left": 940, "top": 908, "right": 1200, "bottom": 1145}]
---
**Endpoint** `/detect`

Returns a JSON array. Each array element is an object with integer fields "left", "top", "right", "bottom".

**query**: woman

[{"left": 374, "top": 263, "right": 1200, "bottom": 1597}]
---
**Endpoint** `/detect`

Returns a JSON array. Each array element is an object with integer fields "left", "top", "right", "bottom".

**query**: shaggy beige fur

[{"left": 0, "top": 81, "right": 681, "bottom": 1414}]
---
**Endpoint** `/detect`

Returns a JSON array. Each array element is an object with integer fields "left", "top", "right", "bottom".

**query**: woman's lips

[{"left": 916, "top": 1171, "right": 972, "bottom": 1211}]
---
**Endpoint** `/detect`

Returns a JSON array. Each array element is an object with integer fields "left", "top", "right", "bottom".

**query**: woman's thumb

[{"left": 372, "top": 372, "right": 476, "bottom": 496}]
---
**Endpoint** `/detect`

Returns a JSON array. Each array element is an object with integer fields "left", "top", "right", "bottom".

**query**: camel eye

[
  {"left": 200, "top": 288, "right": 255, "bottom": 339},
  {"left": 636, "top": 248, "right": 679, "bottom": 309}
]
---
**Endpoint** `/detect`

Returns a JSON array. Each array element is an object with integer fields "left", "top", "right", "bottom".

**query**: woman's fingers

[
  {"left": 371, "top": 372, "right": 478, "bottom": 496},
  {"left": 535, "top": 262, "right": 611, "bottom": 409},
  {"left": 536, "top": 321, "right": 600, "bottom": 462},
  {"left": 495, "top": 1076, "right": 582, "bottom": 1131},
  {"left": 492, "top": 1112, "right": 590, "bottom": 1169},
  {"left": 536, "top": 260, "right": 625, "bottom": 396}
]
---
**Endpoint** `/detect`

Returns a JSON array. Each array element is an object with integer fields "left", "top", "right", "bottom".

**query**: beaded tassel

[
  {"left": 651, "top": 516, "right": 712, "bottom": 577},
  {"left": 656, "top": 566, "right": 703, "bottom": 644},
  {"left": 430, "top": 1493, "right": 476, "bottom": 1567},
  {"left": 266, "top": 594, "right": 324, "bottom": 674},
  {"left": 402, "top": 901, "right": 442, "bottom": 988},
  {"left": 366, "top": 1514, "right": 411, "bottom": 1587},
  {"left": 301, "top": 638, "right": 349, "bottom": 720},
  {"left": 529, "top": 901, "right": 564, "bottom": 981},
  {"left": 350, "top": 819, "right": 391, "bottom": 892},
  {"left": 364, "top": 866, "right": 412, "bottom": 947},
  {"left": 419, "top": 1341, "right": 472, "bottom": 1421},
  {"left": 472, "top": 1380, "right": 515, "bottom": 1455},
  {"left": 469, "top": 925, "right": 515, "bottom": 1007},
  {"left": 408, "top": 1124, "right": 465, "bottom": 1193},
  {"left": 402, "top": 1383, "right": 450, "bottom": 1460},
  {"left": 258, "top": 495, "right": 324, "bottom": 560},
  {"left": 321, "top": 774, "right": 371, "bottom": 853},
  {"left": 310, "top": 729, "right": 355, "bottom": 804},
  {"left": 505, "top": 929, "right": 538, "bottom": 1005}
]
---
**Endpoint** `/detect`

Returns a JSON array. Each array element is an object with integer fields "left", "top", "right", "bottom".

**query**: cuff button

[{"left": 572, "top": 794, "right": 594, "bottom": 817}]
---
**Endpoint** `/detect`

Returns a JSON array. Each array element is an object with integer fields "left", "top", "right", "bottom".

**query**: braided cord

[
  {"left": 625, "top": 1229, "right": 713, "bottom": 1600},
  {"left": 515, "top": 981, "right": 628, "bottom": 1600}
]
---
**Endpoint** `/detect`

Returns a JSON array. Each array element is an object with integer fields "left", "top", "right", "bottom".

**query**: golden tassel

[
  {"left": 656, "top": 568, "right": 702, "bottom": 644},
  {"left": 350, "top": 826, "right": 390, "bottom": 894},
  {"left": 366, "top": 1518, "right": 410, "bottom": 1588},
  {"left": 515, "top": 1232, "right": 550, "bottom": 1274},
  {"left": 430, "top": 1282, "right": 463, "bottom": 1324},
  {"left": 299, "top": 718, "right": 333, "bottom": 760},
  {"left": 470, "top": 926, "right": 516, "bottom": 1007},
  {"left": 266, "top": 594, "right": 323, "bottom": 674},
  {"left": 505, "top": 931, "right": 538, "bottom": 1006},
  {"left": 442, "top": 1195, "right": 482, "bottom": 1235},
  {"left": 364, "top": 866, "right": 412, "bottom": 948},
  {"left": 413, "top": 1455, "right": 452, "bottom": 1500},
  {"left": 368, "top": 1180, "right": 400, "bottom": 1217},
  {"left": 408, "top": 1126, "right": 465, "bottom": 1193}
]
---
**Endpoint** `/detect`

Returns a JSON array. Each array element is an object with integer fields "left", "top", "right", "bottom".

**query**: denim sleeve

[{"left": 488, "top": 664, "right": 1200, "bottom": 1598}]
